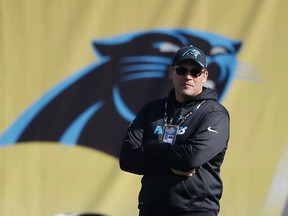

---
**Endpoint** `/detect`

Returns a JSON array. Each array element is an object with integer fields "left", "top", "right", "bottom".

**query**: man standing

[{"left": 119, "top": 45, "right": 230, "bottom": 216}]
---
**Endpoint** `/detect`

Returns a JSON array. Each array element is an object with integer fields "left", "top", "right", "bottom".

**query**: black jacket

[{"left": 119, "top": 88, "right": 230, "bottom": 214}]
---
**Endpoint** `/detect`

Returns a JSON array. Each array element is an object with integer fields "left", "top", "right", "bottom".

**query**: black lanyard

[{"left": 163, "top": 99, "right": 206, "bottom": 126}]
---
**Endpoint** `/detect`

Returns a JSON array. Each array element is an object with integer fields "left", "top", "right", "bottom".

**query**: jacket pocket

[
  {"left": 181, "top": 170, "right": 208, "bottom": 203},
  {"left": 139, "top": 173, "right": 208, "bottom": 210}
]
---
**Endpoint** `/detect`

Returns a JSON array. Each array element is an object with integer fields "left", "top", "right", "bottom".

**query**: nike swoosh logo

[{"left": 207, "top": 127, "right": 218, "bottom": 133}]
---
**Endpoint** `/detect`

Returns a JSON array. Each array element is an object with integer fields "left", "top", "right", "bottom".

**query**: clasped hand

[{"left": 171, "top": 168, "right": 196, "bottom": 177}]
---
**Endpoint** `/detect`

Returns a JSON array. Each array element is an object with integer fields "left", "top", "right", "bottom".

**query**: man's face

[{"left": 169, "top": 61, "right": 208, "bottom": 103}]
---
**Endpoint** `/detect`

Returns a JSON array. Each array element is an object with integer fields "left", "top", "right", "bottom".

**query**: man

[{"left": 119, "top": 45, "right": 230, "bottom": 216}]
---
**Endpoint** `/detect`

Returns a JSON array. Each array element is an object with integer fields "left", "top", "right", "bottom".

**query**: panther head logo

[
  {"left": 183, "top": 47, "right": 201, "bottom": 58},
  {"left": 0, "top": 28, "right": 242, "bottom": 157}
]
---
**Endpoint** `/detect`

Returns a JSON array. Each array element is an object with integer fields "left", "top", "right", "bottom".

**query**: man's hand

[{"left": 171, "top": 168, "right": 196, "bottom": 177}]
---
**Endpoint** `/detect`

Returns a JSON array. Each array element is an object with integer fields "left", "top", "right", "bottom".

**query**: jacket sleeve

[
  {"left": 144, "top": 109, "right": 230, "bottom": 171},
  {"left": 119, "top": 108, "right": 172, "bottom": 175}
]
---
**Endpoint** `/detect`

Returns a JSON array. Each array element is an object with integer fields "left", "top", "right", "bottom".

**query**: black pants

[{"left": 139, "top": 210, "right": 217, "bottom": 216}]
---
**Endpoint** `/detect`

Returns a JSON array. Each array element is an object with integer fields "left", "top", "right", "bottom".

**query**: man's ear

[
  {"left": 168, "top": 66, "right": 174, "bottom": 79},
  {"left": 203, "top": 70, "right": 208, "bottom": 83}
]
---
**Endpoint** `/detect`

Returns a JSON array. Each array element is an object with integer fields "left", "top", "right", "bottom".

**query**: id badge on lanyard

[
  {"left": 162, "top": 124, "right": 179, "bottom": 145},
  {"left": 161, "top": 99, "right": 206, "bottom": 145}
]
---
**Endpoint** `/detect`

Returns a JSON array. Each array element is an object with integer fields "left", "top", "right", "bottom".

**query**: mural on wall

[{"left": 1, "top": 1, "right": 287, "bottom": 214}]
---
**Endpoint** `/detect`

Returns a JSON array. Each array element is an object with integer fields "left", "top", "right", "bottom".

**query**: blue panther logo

[{"left": 0, "top": 29, "right": 242, "bottom": 157}]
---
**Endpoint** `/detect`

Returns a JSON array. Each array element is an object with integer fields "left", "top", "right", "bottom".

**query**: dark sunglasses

[{"left": 174, "top": 67, "right": 205, "bottom": 77}]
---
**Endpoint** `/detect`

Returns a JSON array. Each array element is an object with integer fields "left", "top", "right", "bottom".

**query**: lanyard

[{"left": 163, "top": 99, "right": 206, "bottom": 126}]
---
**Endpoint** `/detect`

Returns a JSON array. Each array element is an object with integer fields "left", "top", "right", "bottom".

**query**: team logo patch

[{"left": 183, "top": 48, "right": 201, "bottom": 58}]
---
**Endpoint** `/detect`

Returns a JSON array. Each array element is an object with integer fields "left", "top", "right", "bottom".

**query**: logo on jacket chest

[{"left": 154, "top": 125, "right": 187, "bottom": 135}]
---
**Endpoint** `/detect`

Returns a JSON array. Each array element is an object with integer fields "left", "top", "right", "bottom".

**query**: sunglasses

[{"left": 174, "top": 67, "right": 205, "bottom": 78}]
